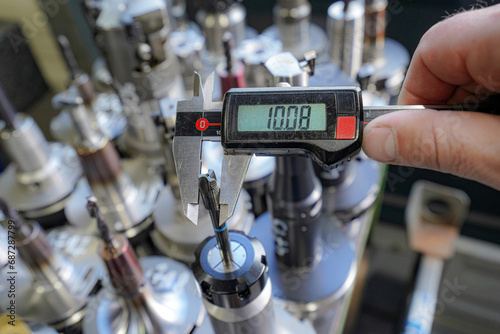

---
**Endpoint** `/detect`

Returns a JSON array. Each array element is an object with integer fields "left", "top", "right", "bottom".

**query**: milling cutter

[
  {"left": 0, "top": 200, "right": 102, "bottom": 332},
  {"left": 83, "top": 198, "right": 208, "bottom": 334},
  {"left": 51, "top": 35, "right": 126, "bottom": 145},
  {"left": 192, "top": 171, "right": 317, "bottom": 334},
  {"left": 58, "top": 90, "right": 163, "bottom": 243},
  {"left": 0, "top": 85, "right": 82, "bottom": 227}
]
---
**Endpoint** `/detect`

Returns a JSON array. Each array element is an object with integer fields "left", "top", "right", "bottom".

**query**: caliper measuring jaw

[{"left": 173, "top": 72, "right": 251, "bottom": 225}]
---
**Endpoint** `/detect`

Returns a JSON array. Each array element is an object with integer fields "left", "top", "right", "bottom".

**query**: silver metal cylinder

[
  {"left": 262, "top": 0, "right": 328, "bottom": 63},
  {"left": 206, "top": 278, "right": 276, "bottom": 334},
  {"left": 0, "top": 114, "right": 82, "bottom": 223},
  {"left": 195, "top": 3, "right": 247, "bottom": 58},
  {"left": 327, "top": 1, "right": 365, "bottom": 78},
  {"left": 364, "top": 0, "right": 387, "bottom": 63},
  {"left": 0, "top": 222, "right": 103, "bottom": 330},
  {"left": 275, "top": 0, "right": 311, "bottom": 49},
  {"left": 0, "top": 115, "right": 50, "bottom": 173},
  {"left": 170, "top": 29, "right": 206, "bottom": 96},
  {"left": 65, "top": 96, "right": 162, "bottom": 239},
  {"left": 265, "top": 52, "right": 309, "bottom": 87},
  {"left": 51, "top": 87, "right": 126, "bottom": 144},
  {"left": 235, "top": 35, "right": 282, "bottom": 88},
  {"left": 83, "top": 256, "right": 206, "bottom": 334}
]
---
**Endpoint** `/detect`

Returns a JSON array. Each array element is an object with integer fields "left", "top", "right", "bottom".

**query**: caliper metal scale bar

[{"left": 173, "top": 73, "right": 499, "bottom": 226}]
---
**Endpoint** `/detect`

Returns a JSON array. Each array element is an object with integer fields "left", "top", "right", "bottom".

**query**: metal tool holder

[
  {"left": 327, "top": 0, "right": 365, "bottom": 79},
  {"left": 83, "top": 199, "right": 208, "bottom": 334},
  {"left": 192, "top": 171, "right": 316, "bottom": 334},
  {"left": 247, "top": 52, "right": 357, "bottom": 334},
  {"left": 314, "top": 1, "right": 388, "bottom": 105},
  {"left": 51, "top": 35, "right": 126, "bottom": 145},
  {"left": 404, "top": 181, "right": 470, "bottom": 334},
  {"left": 165, "top": 0, "right": 189, "bottom": 31},
  {"left": 195, "top": 0, "right": 256, "bottom": 62},
  {"left": 57, "top": 91, "right": 162, "bottom": 244},
  {"left": 0, "top": 86, "right": 82, "bottom": 227},
  {"left": 262, "top": 0, "right": 329, "bottom": 63},
  {"left": 115, "top": 83, "right": 167, "bottom": 170},
  {"left": 94, "top": 0, "right": 185, "bottom": 109},
  {"left": 0, "top": 201, "right": 103, "bottom": 333},
  {"left": 357, "top": 0, "right": 410, "bottom": 103}
]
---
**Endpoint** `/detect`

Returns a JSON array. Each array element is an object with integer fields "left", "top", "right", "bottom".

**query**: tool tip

[
  {"left": 56, "top": 34, "right": 81, "bottom": 81},
  {"left": 0, "top": 197, "right": 31, "bottom": 237},
  {"left": 222, "top": 32, "right": 234, "bottom": 73},
  {"left": 86, "top": 196, "right": 115, "bottom": 249}
]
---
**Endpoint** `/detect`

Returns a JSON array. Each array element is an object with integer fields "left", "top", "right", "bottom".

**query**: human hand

[{"left": 362, "top": 4, "right": 500, "bottom": 189}]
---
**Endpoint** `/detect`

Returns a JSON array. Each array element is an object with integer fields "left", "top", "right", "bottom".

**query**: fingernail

[{"left": 363, "top": 127, "right": 398, "bottom": 162}]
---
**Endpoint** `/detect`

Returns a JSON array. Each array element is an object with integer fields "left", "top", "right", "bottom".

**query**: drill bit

[
  {"left": 199, "top": 170, "right": 234, "bottom": 269},
  {"left": 87, "top": 196, "right": 115, "bottom": 253},
  {"left": 344, "top": 0, "right": 351, "bottom": 12},
  {"left": 0, "top": 197, "right": 31, "bottom": 238},
  {"left": 0, "top": 84, "right": 19, "bottom": 130},
  {"left": 56, "top": 35, "right": 82, "bottom": 81},
  {"left": 222, "top": 31, "right": 234, "bottom": 74}
]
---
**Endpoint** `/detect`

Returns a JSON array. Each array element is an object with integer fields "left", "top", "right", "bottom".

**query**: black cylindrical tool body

[
  {"left": 268, "top": 156, "right": 323, "bottom": 268},
  {"left": 192, "top": 232, "right": 275, "bottom": 334}
]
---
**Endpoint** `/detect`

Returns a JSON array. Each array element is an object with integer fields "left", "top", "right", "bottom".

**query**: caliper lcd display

[{"left": 237, "top": 104, "right": 327, "bottom": 132}]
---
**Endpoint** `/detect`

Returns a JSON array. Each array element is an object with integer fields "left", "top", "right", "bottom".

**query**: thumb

[{"left": 362, "top": 109, "right": 500, "bottom": 190}]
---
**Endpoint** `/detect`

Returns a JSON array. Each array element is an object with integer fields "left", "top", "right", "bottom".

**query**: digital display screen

[{"left": 237, "top": 103, "right": 327, "bottom": 132}]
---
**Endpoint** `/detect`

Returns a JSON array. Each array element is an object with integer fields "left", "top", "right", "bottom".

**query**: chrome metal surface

[
  {"left": 363, "top": 102, "right": 482, "bottom": 123},
  {"left": 173, "top": 72, "right": 240, "bottom": 226},
  {"left": 265, "top": 52, "right": 309, "bottom": 87},
  {"left": 95, "top": 0, "right": 185, "bottom": 103},
  {"left": 262, "top": 0, "right": 329, "bottom": 63},
  {"left": 0, "top": 224, "right": 103, "bottom": 330},
  {"left": 83, "top": 256, "right": 206, "bottom": 334},
  {"left": 65, "top": 158, "right": 162, "bottom": 238},
  {"left": 327, "top": 1, "right": 365, "bottom": 79},
  {"left": 170, "top": 29, "right": 206, "bottom": 95},
  {"left": 234, "top": 35, "right": 283, "bottom": 88},
  {"left": 116, "top": 84, "right": 166, "bottom": 168},
  {"left": 51, "top": 88, "right": 126, "bottom": 144},
  {"left": 195, "top": 3, "right": 247, "bottom": 57},
  {"left": 358, "top": 38, "right": 410, "bottom": 101},
  {"left": 0, "top": 115, "right": 82, "bottom": 221}
]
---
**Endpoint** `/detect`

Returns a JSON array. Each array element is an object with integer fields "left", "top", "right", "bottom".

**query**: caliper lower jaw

[
  {"left": 174, "top": 72, "right": 252, "bottom": 226},
  {"left": 174, "top": 72, "right": 217, "bottom": 225}
]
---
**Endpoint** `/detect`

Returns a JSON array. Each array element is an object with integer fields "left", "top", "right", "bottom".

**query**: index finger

[{"left": 398, "top": 4, "right": 500, "bottom": 105}]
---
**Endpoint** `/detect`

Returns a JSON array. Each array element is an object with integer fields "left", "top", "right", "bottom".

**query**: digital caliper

[{"left": 173, "top": 73, "right": 499, "bottom": 226}]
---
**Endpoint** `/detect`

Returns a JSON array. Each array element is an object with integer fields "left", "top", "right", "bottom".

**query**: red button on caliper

[{"left": 335, "top": 116, "right": 356, "bottom": 139}]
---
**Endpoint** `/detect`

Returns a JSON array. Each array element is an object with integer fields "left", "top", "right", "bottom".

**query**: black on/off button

[{"left": 336, "top": 92, "right": 356, "bottom": 115}]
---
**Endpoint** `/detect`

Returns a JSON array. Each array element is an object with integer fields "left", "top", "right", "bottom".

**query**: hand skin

[{"left": 362, "top": 4, "right": 500, "bottom": 190}]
